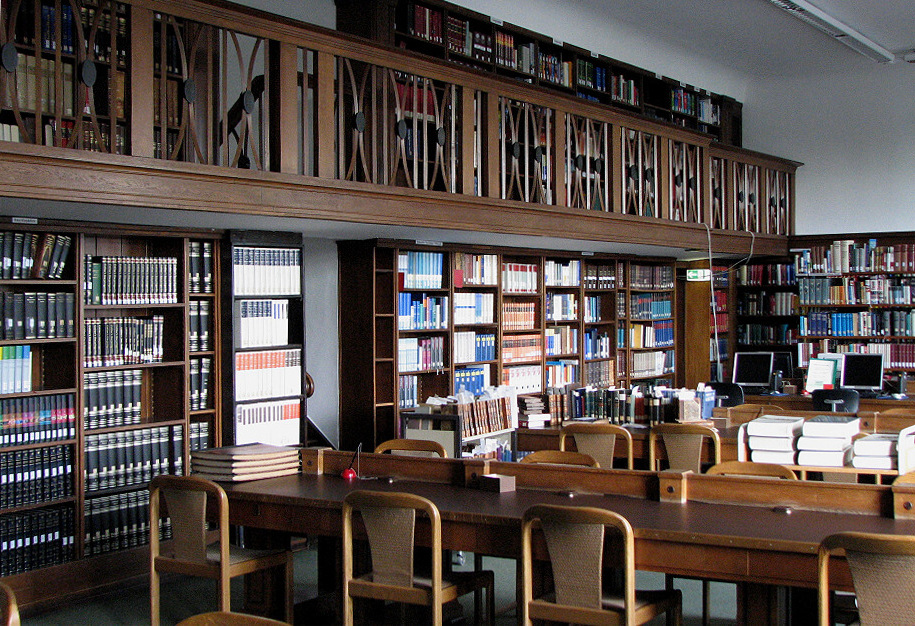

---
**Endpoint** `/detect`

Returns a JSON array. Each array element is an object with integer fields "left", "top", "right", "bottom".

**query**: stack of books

[
  {"left": 518, "top": 395, "right": 552, "bottom": 428},
  {"left": 744, "top": 415, "right": 805, "bottom": 464},
  {"left": 191, "top": 443, "right": 300, "bottom": 482},
  {"left": 852, "top": 425, "right": 915, "bottom": 471},
  {"left": 796, "top": 415, "right": 859, "bottom": 467}
]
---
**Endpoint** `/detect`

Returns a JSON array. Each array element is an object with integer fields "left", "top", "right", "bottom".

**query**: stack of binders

[
  {"left": 743, "top": 414, "right": 805, "bottom": 465},
  {"left": 796, "top": 415, "right": 860, "bottom": 467},
  {"left": 190, "top": 443, "right": 300, "bottom": 482}
]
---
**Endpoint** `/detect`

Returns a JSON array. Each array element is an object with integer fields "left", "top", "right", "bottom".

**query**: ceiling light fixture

[{"left": 766, "top": 0, "right": 895, "bottom": 63}]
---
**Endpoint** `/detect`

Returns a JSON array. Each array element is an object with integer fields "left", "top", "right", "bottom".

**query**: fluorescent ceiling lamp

[{"left": 767, "top": 0, "right": 895, "bottom": 63}]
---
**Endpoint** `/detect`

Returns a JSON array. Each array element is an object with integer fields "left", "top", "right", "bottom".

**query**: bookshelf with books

[
  {"left": 0, "top": 0, "right": 130, "bottom": 153},
  {"left": 187, "top": 239, "right": 218, "bottom": 452},
  {"left": 677, "top": 261, "right": 733, "bottom": 387},
  {"left": 792, "top": 236, "right": 915, "bottom": 375},
  {"left": 220, "top": 230, "right": 307, "bottom": 449},
  {"left": 582, "top": 259, "right": 617, "bottom": 387},
  {"left": 734, "top": 260, "right": 799, "bottom": 364},
  {"left": 621, "top": 261, "right": 676, "bottom": 386}
]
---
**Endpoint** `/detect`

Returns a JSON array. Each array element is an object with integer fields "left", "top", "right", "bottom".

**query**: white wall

[{"left": 744, "top": 62, "right": 915, "bottom": 235}]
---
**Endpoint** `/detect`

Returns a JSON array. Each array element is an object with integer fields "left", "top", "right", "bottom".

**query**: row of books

[
  {"left": 697, "top": 98, "right": 720, "bottom": 125},
  {"left": 453, "top": 331, "right": 495, "bottom": 363},
  {"left": 0, "top": 393, "right": 76, "bottom": 447},
  {"left": 802, "top": 309, "right": 915, "bottom": 338},
  {"left": 517, "top": 394, "right": 555, "bottom": 428},
  {"left": 583, "top": 329, "right": 612, "bottom": 360},
  {"left": 233, "top": 348, "right": 302, "bottom": 401},
  {"left": 83, "top": 315, "right": 165, "bottom": 367},
  {"left": 0, "top": 124, "right": 21, "bottom": 143},
  {"left": 235, "top": 299, "right": 291, "bottom": 347},
  {"left": 398, "top": 251, "right": 444, "bottom": 290},
  {"left": 568, "top": 386, "right": 634, "bottom": 423},
  {"left": 399, "top": 374, "right": 419, "bottom": 409},
  {"left": 543, "top": 259, "right": 581, "bottom": 287},
  {"left": 152, "top": 127, "right": 183, "bottom": 160},
  {"left": 45, "top": 120, "right": 128, "bottom": 154},
  {"left": 83, "top": 256, "right": 179, "bottom": 305},
  {"left": 501, "top": 301, "right": 537, "bottom": 330},
  {"left": 737, "top": 262, "right": 796, "bottom": 286},
  {"left": 453, "top": 252, "right": 498, "bottom": 287},
  {"left": 13, "top": 54, "right": 76, "bottom": 116},
  {"left": 153, "top": 19, "right": 185, "bottom": 74},
  {"left": 0, "top": 231, "right": 71, "bottom": 280},
  {"left": 233, "top": 402, "right": 301, "bottom": 447},
  {"left": 404, "top": 2, "right": 443, "bottom": 44},
  {"left": 232, "top": 246, "right": 302, "bottom": 296},
  {"left": 187, "top": 241, "right": 214, "bottom": 294},
  {"left": 630, "top": 264, "right": 674, "bottom": 290},
  {"left": 0, "top": 445, "right": 73, "bottom": 509},
  {"left": 84, "top": 489, "right": 154, "bottom": 557},
  {"left": 710, "top": 337, "right": 729, "bottom": 363},
  {"left": 0, "top": 345, "right": 32, "bottom": 395},
  {"left": 546, "top": 359, "right": 578, "bottom": 387},
  {"left": 84, "top": 425, "right": 184, "bottom": 492},
  {"left": 189, "top": 421, "right": 211, "bottom": 452},
  {"left": 546, "top": 326, "right": 578, "bottom": 356},
  {"left": 398, "top": 293, "right": 449, "bottom": 330},
  {"left": 797, "top": 342, "right": 915, "bottom": 369},
  {"left": 453, "top": 292, "right": 494, "bottom": 325},
  {"left": 799, "top": 276, "right": 915, "bottom": 306},
  {"left": 189, "top": 357, "right": 212, "bottom": 412},
  {"left": 546, "top": 293, "right": 578, "bottom": 321},
  {"left": 84, "top": 370, "right": 142, "bottom": 430},
  {"left": 454, "top": 365, "right": 490, "bottom": 396},
  {"left": 0, "top": 506, "right": 74, "bottom": 578},
  {"left": 188, "top": 300, "right": 212, "bottom": 352},
  {"left": 584, "top": 296, "right": 608, "bottom": 323},
  {"left": 502, "top": 262, "right": 538, "bottom": 294},
  {"left": 710, "top": 311, "right": 728, "bottom": 334},
  {"left": 501, "top": 364, "right": 542, "bottom": 394},
  {"left": 629, "top": 293, "right": 672, "bottom": 320},
  {"left": 494, "top": 33, "right": 535, "bottom": 75},
  {"left": 585, "top": 359, "right": 615, "bottom": 387},
  {"left": 737, "top": 290, "right": 797, "bottom": 316},
  {"left": 538, "top": 52, "right": 572, "bottom": 88},
  {"left": 501, "top": 333, "right": 542, "bottom": 363},
  {"left": 152, "top": 78, "right": 184, "bottom": 127},
  {"left": 444, "top": 390, "right": 514, "bottom": 440},
  {"left": 583, "top": 264, "right": 618, "bottom": 290},
  {"left": 630, "top": 349, "right": 675, "bottom": 378},
  {"left": 630, "top": 319, "right": 675, "bottom": 349},
  {"left": 795, "top": 241, "right": 915, "bottom": 275},
  {"left": 397, "top": 336, "right": 445, "bottom": 373},
  {"left": 1, "top": 291, "right": 76, "bottom": 340},
  {"left": 671, "top": 88, "right": 697, "bottom": 116}
]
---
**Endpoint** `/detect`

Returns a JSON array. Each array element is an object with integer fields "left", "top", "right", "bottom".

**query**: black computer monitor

[
  {"left": 840, "top": 352, "right": 885, "bottom": 392},
  {"left": 732, "top": 352, "right": 774, "bottom": 390},
  {"left": 772, "top": 351, "right": 794, "bottom": 377}
]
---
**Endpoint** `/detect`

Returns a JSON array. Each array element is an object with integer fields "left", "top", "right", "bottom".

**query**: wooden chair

[
  {"left": 560, "top": 422, "right": 634, "bottom": 469},
  {"left": 149, "top": 475, "right": 293, "bottom": 626},
  {"left": 707, "top": 460, "right": 797, "bottom": 480},
  {"left": 0, "top": 581, "right": 20, "bottom": 626},
  {"left": 342, "top": 490, "right": 494, "bottom": 625},
  {"left": 374, "top": 438, "right": 448, "bottom": 457},
  {"left": 519, "top": 449, "right": 600, "bottom": 468},
  {"left": 705, "top": 382, "right": 744, "bottom": 407},
  {"left": 818, "top": 531, "right": 915, "bottom": 625},
  {"left": 176, "top": 612, "right": 288, "bottom": 626},
  {"left": 521, "top": 504, "right": 681, "bottom": 626},
  {"left": 648, "top": 423, "right": 721, "bottom": 473}
]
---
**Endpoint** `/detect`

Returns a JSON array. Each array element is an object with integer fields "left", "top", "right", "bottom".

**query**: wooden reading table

[{"left": 223, "top": 449, "right": 915, "bottom": 625}]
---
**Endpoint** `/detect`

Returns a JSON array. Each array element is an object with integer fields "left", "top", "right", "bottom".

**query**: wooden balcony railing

[{"left": 0, "top": 0, "right": 800, "bottom": 254}]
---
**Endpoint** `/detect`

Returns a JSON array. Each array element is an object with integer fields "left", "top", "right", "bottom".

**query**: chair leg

[
  {"left": 150, "top": 568, "right": 160, "bottom": 626},
  {"left": 284, "top": 556, "right": 294, "bottom": 624},
  {"left": 218, "top": 571, "right": 231, "bottom": 613},
  {"left": 702, "top": 580, "right": 710, "bottom": 626}
]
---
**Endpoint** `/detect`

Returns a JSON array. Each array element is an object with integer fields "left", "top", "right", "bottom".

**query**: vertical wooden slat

[
  {"left": 315, "top": 50, "right": 335, "bottom": 179},
  {"left": 485, "top": 92, "right": 499, "bottom": 199},
  {"left": 610, "top": 124, "right": 623, "bottom": 214},
  {"left": 268, "top": 40, "right": 297, "bottom": 174},
  {"left": 130, "top": 4, "right": 153, "bottom": 157},
  {"left": 553, "top": 108, "right": 566, "bottom": 208}
]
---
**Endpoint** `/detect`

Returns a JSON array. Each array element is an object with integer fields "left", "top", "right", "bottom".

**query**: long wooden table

[{"left": 223, "top": 449, "right": 915, "bottom": 625}]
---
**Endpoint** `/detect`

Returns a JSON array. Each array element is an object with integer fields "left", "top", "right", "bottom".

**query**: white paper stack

[
  {"left": 796, "top": 415, "right": 859, "bottom": 467},
  {"left": 852, "top": 425, "right": 915, "bottom": 471},
  {"left": 744, "top": 415, "right": 805, "bottom": 464}
]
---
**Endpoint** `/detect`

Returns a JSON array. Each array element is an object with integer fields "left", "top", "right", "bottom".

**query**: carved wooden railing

[{"left": 0, "top": 0, "right": 799, "bottom": 251}]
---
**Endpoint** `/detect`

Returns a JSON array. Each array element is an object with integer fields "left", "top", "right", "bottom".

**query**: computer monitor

[
  {"left": 732, "top": 352, "right": 774, "bottom": 390},
  {"left": 840, "top": 352, "right": 885, "bottom": 392},
  {"left": 772, "top": 351, "right": 794, "bottom": 377},
  {"left": 816, "top": 353, "right": 845, "bottom": 386}
]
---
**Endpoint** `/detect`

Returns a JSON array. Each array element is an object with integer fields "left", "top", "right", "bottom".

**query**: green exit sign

[{"left": 686, "top": 269, "right": 711, "bottom": 282}]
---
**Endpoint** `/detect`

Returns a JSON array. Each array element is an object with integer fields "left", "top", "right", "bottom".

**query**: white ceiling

[{"left": 579, "top": 0, "right": 915, "bottom": 78}]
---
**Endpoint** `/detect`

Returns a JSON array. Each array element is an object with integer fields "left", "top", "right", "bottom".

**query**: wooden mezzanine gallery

[{"left": 1, "top": 0, "right": 915, "bottom": 624}]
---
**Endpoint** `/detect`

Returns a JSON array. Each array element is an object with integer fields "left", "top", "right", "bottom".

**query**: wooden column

[{"left": 268, "top": 40, "right": 299, "bottom": 174}]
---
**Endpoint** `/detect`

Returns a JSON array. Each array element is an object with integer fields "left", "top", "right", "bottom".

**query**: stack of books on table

[
  {"left": 744, "top": 415, "right": 805, "bottom": 464},
  {"left": 518, "top": 395, "right": 552, "bottom": 428},
  {"left": 796, "top": 415, "right": 860, "bottom": 467},
  {"left": 852, "top": 425, "right": 915, "bottom": 472},
  {"left": 191, "top": 443, "right": 300, "bottom": 482}
]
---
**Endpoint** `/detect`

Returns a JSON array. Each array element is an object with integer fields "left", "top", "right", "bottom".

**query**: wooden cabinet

[{"left": 338, "top": 239, "right": 675, "bottom": 452}]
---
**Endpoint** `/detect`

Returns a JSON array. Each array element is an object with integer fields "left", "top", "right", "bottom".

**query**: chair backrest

[
  {"left": 812, "top": 388, "right": 860, "bottom": 413},
  {"left": 176, "top": 612, "right": 288, "bottom": 626},
  {"left": 519, "top": 449, "right": 600, "bottom": 468},
  {"left": 649, "top": 423, "right": 721, "bottom": 473},
  {"left": 560, "top": 422, "right": 633, "bottom": 469},
  {"left": 521, "top": 504, "right": 635, "bottom": 620},
  {"left": 818, "top": 531, "right": 915, "bottom": 626},
  {"left": 149, "top": 474, "right": 229, "bottom": 566},
  {"left": 343, "top": 490, "right": 442, "bottom": 589},
  {"left": 374, "top": 438, "right": 448, "bottom": 458},
  {"left": 0, "top": 581, "right": 20, "bottom": 626},
  {"left": 706, "top": 382, "right": 745, "bottom": 407},
  {"left": 707, "top": 460, "right": 797, "bottom": 480}
]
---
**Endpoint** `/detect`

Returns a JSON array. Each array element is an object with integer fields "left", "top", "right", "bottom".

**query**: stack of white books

[
  {"left": 744, "top": 415, "right": 805, "bottom": 464},
  {"left": 852, "top": 425, "right": 915, "bottom": 471},
  {"left": 796, "top": 415, "right": 860, "bottom": 467}
]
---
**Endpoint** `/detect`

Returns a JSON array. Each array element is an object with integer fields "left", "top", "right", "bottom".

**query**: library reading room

[{"left": 1, "top": 0, "right": 915, "bottom": 624}]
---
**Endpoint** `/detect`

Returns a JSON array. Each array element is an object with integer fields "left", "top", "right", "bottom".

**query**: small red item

[{"left": 341, "top": 468, "right": 357, "bottom": 481}]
